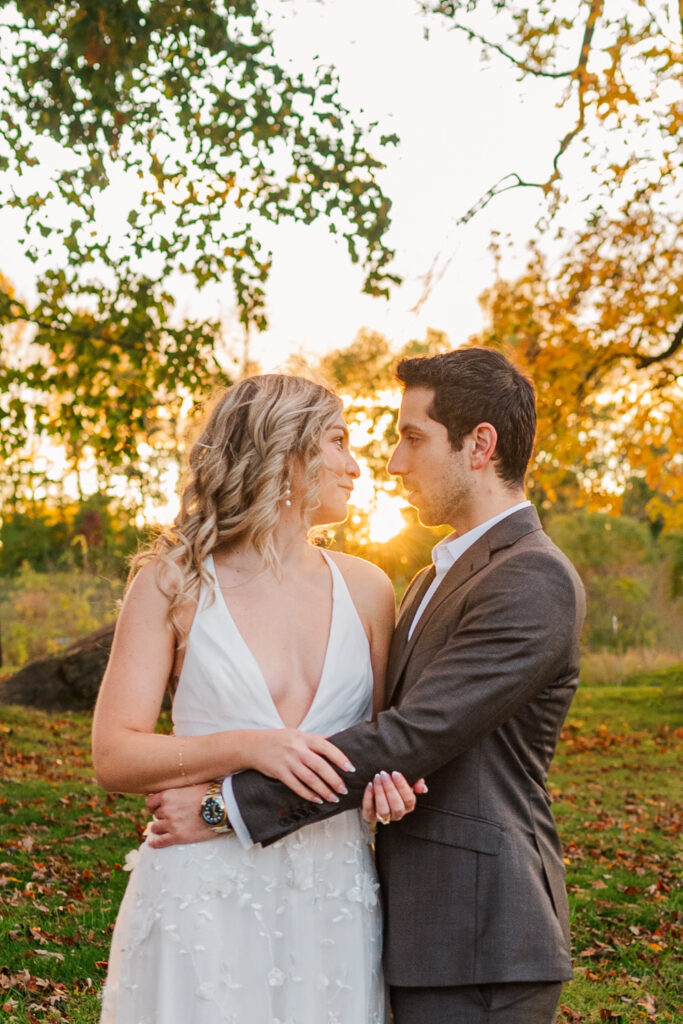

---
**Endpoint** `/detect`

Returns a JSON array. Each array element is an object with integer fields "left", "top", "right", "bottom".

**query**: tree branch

[
  {"left": 577, "top": 317, "right": 682, "bottom": 402},
  {"left": 1, "top": 294, "right": 145, "bottom": 352},
  {"left": 414, "top": 2, "right": 605, "bottom": 312},
  {"left": 0, "top": 294, "right": 223, "bottom": 372},
  {"left": 443, "top": 21, "right": 574, "bottom": 79},
  {"left": 550, "top": 0, "right": 601, "bottom": 178},
  {"left": 632, "top": 318, "right": 683, "bottom": 368},
  {"left": 411, "top": 173, "right": 546, "bottom": 313},
  {"left": 458, "top": 172, "right": 549, "bottom": 225}
]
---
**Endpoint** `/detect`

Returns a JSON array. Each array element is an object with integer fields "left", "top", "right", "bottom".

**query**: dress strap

[{"left": 318, "top": 548, "right": 369, "bottom": 648}]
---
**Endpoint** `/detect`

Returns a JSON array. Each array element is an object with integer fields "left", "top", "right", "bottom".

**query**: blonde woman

[{"left": 93, "top": 374, "right": 417, "bottom": 1024}]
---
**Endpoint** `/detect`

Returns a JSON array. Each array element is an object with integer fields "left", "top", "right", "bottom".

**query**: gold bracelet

[{"left": 178, "top": 740, "right": 187, "bottom": 778}]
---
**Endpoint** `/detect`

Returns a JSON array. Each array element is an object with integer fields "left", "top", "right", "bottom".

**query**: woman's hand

[
  {"left": 361, "top": 771, "right": 427, "bottom": 825},
  {"left": 240, "top": 729, "right": 355, "bottom": 803}
]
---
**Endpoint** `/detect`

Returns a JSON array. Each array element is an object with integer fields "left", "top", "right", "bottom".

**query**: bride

[{"left": 92, "top": 374, "right": 418, "bottom": 1024}]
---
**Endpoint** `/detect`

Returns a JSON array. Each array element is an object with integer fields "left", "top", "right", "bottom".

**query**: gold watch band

[{"left": 202, "top": 781, "right": 232, "bottom": 834}]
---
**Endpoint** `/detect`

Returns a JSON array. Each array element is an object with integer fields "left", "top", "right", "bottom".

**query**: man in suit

[{"left": 151, "top": 347, "right": 585, "bottom": 1023}]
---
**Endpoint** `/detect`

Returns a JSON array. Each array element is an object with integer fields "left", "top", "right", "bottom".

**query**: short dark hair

[{"left": 396, "top": 347, "right": 536, "bottom": 487}]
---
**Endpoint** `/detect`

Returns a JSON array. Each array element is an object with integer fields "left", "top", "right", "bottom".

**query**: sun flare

[{"left": 368, "top": 492, "right": 407, "bottom": 544}]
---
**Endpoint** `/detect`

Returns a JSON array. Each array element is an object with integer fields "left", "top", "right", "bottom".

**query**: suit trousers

[{"left": 390, "top": 980, "right": 564, "bottom": 1024}]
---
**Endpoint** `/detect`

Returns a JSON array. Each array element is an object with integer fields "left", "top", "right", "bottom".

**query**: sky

[
  {"left": 242, "top": 0, "right": 570, "bottom": 369},
  {"left": 0, "top": 0, "right": 582, "bottom": 534},
  {"left": 1, "top": 0, "right": 573, "bottom": 372}
]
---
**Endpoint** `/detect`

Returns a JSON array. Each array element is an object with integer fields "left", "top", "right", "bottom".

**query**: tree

[
  {"left": 0, "top": 0, "right": 399, "bottom": 490},
  {"left": 419, "top": 1, "right": 681, "bottom": 245},
  {"left": 415, "top": 1, "right": 682, "bottom": 528},
  {"left": 546, "top": 512, "right": 682, "bottom": 651},
  {"left": 415, "top": 2, "right": 682, "bottom": 355},
  {"left": 472, "top": 235, "right": 682, "bottom": 529},
  {"left": 0, "top": 273, "right": 227, "bottom": 502}
]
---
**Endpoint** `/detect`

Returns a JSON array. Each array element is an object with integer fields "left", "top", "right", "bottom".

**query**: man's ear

[{"left": 469, "top": 423, "right": 497, "bottom": 469}]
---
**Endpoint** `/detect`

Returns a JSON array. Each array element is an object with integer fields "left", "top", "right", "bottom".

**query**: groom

[{"left": 152, "top": 348, "right": 585, "bottom": 1023}]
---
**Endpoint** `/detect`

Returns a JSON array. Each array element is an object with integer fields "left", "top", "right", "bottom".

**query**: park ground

[{"left": 0, "top": 661, "right": 681, "bottom": 1023}]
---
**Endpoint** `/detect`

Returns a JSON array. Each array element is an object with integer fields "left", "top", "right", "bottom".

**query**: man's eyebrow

[{"left": 397, "top": 421, "right": 424, "bottom": 435}]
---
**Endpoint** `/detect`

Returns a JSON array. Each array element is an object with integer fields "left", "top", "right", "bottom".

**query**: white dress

[{"left": 100, "top": 551, "right": 386, "bottom": 1024}]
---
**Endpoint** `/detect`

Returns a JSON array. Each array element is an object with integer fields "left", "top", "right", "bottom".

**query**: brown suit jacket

[{"left": 231, "top": 506, "right": 586, "bottom": 986}]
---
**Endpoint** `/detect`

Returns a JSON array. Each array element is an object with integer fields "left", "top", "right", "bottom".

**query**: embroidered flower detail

[
  {"left": 268, "top": 967, "right": 286, "bottom": 987},
  {"left": 122, "top": 849, "right": 139, "bottom": 872},
  {"left": 285, "top": 844, "right": 316, "bottom": 890},
  {"left": 346, "top": 872, "right": 379, "bottom": 908}
]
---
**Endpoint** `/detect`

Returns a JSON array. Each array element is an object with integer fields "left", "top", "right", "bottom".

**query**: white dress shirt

[{"left": 224, "top": 499, "right": 531, "bottom": 847}]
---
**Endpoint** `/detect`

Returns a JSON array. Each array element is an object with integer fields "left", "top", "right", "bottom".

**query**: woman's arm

[{"left": 91, "top": 561, "right": 349, "bottom": 800}]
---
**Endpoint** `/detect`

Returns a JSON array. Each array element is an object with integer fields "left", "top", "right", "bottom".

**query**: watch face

[{"left": 202, "top": 797, "right": 224, "bottom": 825}]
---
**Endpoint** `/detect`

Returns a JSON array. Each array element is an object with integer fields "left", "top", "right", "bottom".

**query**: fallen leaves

[
  {"left": 1, "top": 696, "right": 679, "bottom": 1024},
  {"left": 551, "top": 706, "right": 681, "bottom": 1023},
  {"left": 0, "top": 967, "right": 68, "bottom": 1010}
]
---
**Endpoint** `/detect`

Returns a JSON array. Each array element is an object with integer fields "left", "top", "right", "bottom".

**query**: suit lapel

[
  {"left": 386, "top": 566, "right": 435, "bottom": 697},
  {"left": 388, "top": 542, "right": 490, "bottom": 698},
  {"left": 387, "top": 506, "right": 544, "bottom": 703}
]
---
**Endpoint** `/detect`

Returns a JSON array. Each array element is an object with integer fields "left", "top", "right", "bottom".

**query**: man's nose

[{"left": 387, "top": 443, "right": 405, "bottom": 476}]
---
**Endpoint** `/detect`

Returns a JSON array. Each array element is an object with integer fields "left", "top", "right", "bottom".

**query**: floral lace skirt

[{"left": 100, "top": 810, "right": 386, "bottom": 1024}]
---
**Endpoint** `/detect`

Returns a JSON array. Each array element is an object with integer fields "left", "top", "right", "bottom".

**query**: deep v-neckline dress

[{"left": 100, "top": 550, "right": 386, "bottom": 1024}]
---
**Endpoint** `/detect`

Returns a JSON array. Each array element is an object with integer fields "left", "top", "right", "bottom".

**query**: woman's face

[{"left": 309, "top": 414, "right": 361, "bottom": 527}]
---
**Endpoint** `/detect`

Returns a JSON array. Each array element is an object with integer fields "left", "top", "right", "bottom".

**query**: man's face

[{"left": 388, "top": 387, "right": 472, "bottom": 528}]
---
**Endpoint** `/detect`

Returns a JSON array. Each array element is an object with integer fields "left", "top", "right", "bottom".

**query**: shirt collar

[{"left": 431, "top": 500, "right": 531, "bottom": 577}]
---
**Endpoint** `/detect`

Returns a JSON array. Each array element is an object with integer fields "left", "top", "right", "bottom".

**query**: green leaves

[
  {"left": 3, "top": 0, "right": 398, "bottom": 327},
  {"left": 0, "top": 1, "right": 401, "bottom": 502},
  {"left": 0, "top": 267, "right": 229, "bottom": 503}
]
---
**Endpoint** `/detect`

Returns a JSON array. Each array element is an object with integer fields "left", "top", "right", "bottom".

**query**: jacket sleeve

[{"left": 233, "top": 550, "right": 583, "bottom": 846}]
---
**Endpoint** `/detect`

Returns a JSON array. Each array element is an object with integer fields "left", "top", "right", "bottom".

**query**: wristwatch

[{"left": 200, "top": 781, "right": 233, "bottom": 834}]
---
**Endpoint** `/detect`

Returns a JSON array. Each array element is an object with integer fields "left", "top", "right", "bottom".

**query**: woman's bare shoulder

[
  {"left": 126, "top": 557, "right": 169, "bottom": 600},
  {"left": 113, "top": 559, "right": 171, "bottom": 630},
  {"left": 127, "top": 557, "right": 198, "bottom": 634},
  {"left": 324, "top": 550, "right": 394, "bottom": 601}
]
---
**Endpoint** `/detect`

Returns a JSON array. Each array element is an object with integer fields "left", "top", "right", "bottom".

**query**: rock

[{"left": 0, "top": 622, "right": 116, "bottom": 711}]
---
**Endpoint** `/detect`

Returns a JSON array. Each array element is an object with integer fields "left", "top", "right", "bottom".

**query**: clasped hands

[{"left": 146, "top": 728, "right": 426, "bottom": 849}]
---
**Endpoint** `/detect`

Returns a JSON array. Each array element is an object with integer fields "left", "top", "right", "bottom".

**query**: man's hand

[{"left": 146, "top": 783, "right": 214, "bottom": 849}]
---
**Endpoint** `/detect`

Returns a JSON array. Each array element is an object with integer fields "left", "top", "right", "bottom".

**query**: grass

[
  {"left": 0, "top": 708, "right": 145, "bottom": 1022},
  {"left": 0, "top": 666, "right": 681, "bottom": 1022},
  {"left": 0, "top": 566, "right": 122, "bottom": 676},
  {"left": 580, "top": 649, "right": 682, "bottom": 688},
  {"left": 551, "top": 665, "right": 682, "bottom": 1023}
]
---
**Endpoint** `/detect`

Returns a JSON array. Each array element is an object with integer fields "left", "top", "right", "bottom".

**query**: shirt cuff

[{"left": 221, "top": 776, "right": 254, "bottom": 849}]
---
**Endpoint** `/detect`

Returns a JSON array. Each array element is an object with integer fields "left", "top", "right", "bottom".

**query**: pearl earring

[{"left": 284, "top": 478, "right": 292, "bottom": 508}]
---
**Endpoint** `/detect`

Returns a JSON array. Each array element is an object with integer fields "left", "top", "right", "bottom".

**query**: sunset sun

[{"left": 367, "top": 492, "right": 407, "bottom": 544}]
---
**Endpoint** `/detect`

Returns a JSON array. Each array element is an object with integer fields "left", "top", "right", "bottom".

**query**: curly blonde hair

[{"left": 131, "top": 374, "right": 342, "bottom": 639}]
